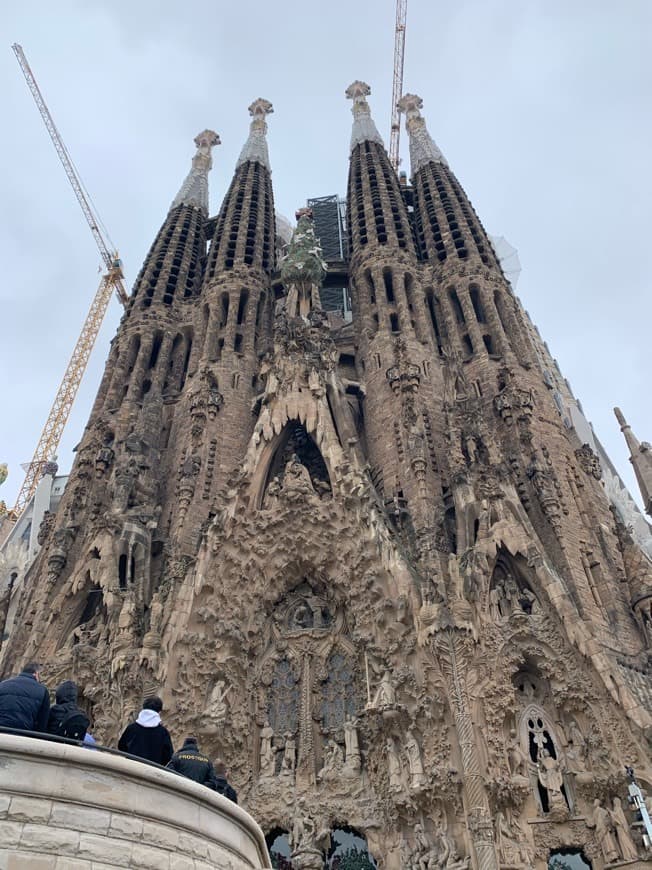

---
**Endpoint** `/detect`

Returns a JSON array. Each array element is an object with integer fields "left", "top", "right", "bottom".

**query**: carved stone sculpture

[
  {"left": 405, "top": 728, "right": 427, "bottom": 790},
  {"left": 611, "top": 796, "right": 639, "bottom": 861},
  {"left": 536, "top": 748, "right": 567, "bottom": 812},
  {"left": 343, "top": 717, "right": 361, "bottom": 774},
  {"left": 586, "top": 799, "right": 619, "bottom": 864},
  {"left": 368, "top": 668, "right": 396, "bottom": 710},
  {"left": 259, "top": 719, "right": 275, "bottom": 779},
  {"left": 386, "top": 738, "right": 403, "bottom": 793}
]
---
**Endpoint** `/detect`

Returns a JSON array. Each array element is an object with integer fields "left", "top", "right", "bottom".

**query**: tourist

[
  {"left": 0, "top": 663, "right": 50, "bottom": 733},
  {"left": 47, "top": 680, "right": 90, "bottom": 741},
  {"left": 213, "top": 760, "right": 238, "bottom": 803},
  {"left": 167, "top": 736, "right": 219, "bottom": 789},
  {"left": 117, "top": 696, "right": 174, "bottom": 765}
]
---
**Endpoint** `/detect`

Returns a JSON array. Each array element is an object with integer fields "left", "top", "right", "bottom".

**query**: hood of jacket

[
  {"left": 136, "top": 709, "right": 161, "bottom": 728},
  {"left": 55, "top": 680, "right": 78, "bottom": 705}
]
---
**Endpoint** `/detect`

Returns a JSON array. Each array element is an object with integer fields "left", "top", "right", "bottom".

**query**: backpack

[{"left": 59, "top": 709, "right": 90, "bottom": 741}]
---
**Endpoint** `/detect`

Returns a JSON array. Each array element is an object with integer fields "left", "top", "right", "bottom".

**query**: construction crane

[
  {"left": 389, "top": 0, "right": 407, "bottom": 172},
  {"left": 8, "top": 44, "right": 128, "bottom": 521}
]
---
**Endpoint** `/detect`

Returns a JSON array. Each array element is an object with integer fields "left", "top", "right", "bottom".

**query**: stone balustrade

[{"left": 0, "top": 732, "right": 271, "bottom": 869}]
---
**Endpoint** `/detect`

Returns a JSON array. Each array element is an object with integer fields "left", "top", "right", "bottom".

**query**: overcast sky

[{"left": 1, "top": 1, "right": 650, "bottom": 514}]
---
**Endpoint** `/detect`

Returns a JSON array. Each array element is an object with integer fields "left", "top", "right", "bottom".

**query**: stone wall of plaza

[{"left": 0, "top": 733, "right": 271, "bottom": 869}]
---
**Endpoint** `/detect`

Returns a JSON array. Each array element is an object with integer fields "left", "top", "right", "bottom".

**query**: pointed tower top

[
  {"left": 170, "top": 129, "right": 220, "bottom": 214},
  {"left": 236, "top": 98, "right": 274, "bottom": 171},
  {"left": 397, "top": 93, "right": 447, "bottom": 173},
  {"left": 345, "top": 80, "right": 384, "bottom": 151},
  {"left": 614, "top": 407, "right": 652, "bottom": 517}
]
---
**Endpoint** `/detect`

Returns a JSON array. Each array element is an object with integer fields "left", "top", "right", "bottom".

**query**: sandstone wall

[{"left": 0, "top": 733, "right": 270, "bottom": 869}]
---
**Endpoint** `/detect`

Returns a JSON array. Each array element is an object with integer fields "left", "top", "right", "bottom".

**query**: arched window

[
  {"left": 548, "top": 849, "right": 592, "bottom": 870},
  {"left": 326, "top": 827, "right": 377, "bottom": 869},
  {"left": 321, "top": 653, "right": 357, "bottom": 729},
  {"left": 266, "top": 829, "right": 293, "bottom": 869},
  {"left": 268, "top": 659, "right": 299, "bottom": 735}
]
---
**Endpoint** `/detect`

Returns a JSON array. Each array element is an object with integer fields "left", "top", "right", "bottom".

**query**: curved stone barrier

[{"left": 0, "top": 732, "right": 271, "bottom": 869}]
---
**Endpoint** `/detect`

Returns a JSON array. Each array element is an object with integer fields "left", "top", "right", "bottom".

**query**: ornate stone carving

[{"left": 575, "top": 443, "right": 602, "bottom": 480}]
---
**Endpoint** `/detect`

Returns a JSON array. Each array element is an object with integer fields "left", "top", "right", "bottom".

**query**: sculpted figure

[
  {"left": 282, "top": 455, "right": 315, "bottom": 497},
  {"left": 507, "top": 729, "right": 529, "bottom": 779},
  {"left": 495, "top": 811, "right": 530, "bottom": 866},
  {"left": 537, "top": 748, "right": 566, "bottom": 810},
  {"left": 207, "top": 680, "right": 230, "bottom": 723},
  {"left": 259, "top": 719, "right": 275, "bottom": 778},
  {"left": 281, "top": 732, "right": 296, "bottom": 773},
  {"left": 405, "top": 728, "right": 427, "bottom": 789},
  {"left": 290, "top": 803, "right": 328, "bottom": 869},
  {"left": 410, "top": 823, "right": 439, "bottom": 870},
  {"left": 586, "top": 799, "right": 619, "bottom": 864},
  {"left": 343, "top": 717, "right": 361, "bottom": 773},
  {"left": 611, "top": 796, "right": 639, "bottom": 860},
  {"left": 489, "top": 583, "right": 502, "bottom": 622},
  {"left": 317, "top": 740, "right": 343, "bottom": 782},
  {"left": 386, "top": 738, "right": 403, "bottom": 792},
  {"left": 370, "top": 669, "right": 396, "bottom": 709}
]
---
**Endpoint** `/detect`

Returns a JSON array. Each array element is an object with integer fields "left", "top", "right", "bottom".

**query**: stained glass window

[
  {"left": 268, "top": 659, "right": 299, "bottom": 734},
  {"left": 321, "top": 653, "right": 357, "bottom": 729}
]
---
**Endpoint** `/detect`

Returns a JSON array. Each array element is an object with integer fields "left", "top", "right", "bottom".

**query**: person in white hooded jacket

[{"left": 118, "top": 696, "right": 174, "bottom": 765}]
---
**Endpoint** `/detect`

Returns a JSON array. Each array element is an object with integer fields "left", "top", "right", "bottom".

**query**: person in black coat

[
  {"left": 166, "top": 736, "right": 217, "bottom": 789},
  {"left": 117, "top": 696, "right": 173, "bottom": 766},
  {"left": 47, "top": 680, "right": 90, "bottom": 740},
  {"left": 0, "top": 663, "right": 50, "bottom": 732},
  {"left": 213, "top": 760, "right": 238, "bottom": 803}
]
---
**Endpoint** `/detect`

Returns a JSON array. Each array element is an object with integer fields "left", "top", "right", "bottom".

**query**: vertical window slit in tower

[
  {"left": 118, "top": 554, "right": 127, "bottom": 590},
  {"left": 254, "top": 291, "right": 265, "bottom": 350},
  {"left": 237, "top": 289, "right": 249, "bottom": 325},
  {"left": 234, "top": 333, "right": 243, "bottom": 354},
  {"left": 180, "top": 332, "right": 193, "bottom": 390},
  {"left": 470, "top": 285, "right": 486, "bottom": 323},
  {"left": 220, "top": 293, "right": 230, "bottom": 329},
  {"left": 494, "top": 289, "right": 509, "bottom": 335},
  {"left": 390, "top": 312, "right": 400, "bottom": 333},
  {"left": 426, "top": 289, "right": 444, "bottom": 356},
  {"left": 147, "top": 332, "right": 163, "bottom": 370},
  {"left": 449, "top": 288, "right": 466, "bottom": 324},
  {"left": 482, "top": 334, "right": 494, "bottom": 355},
  {"left": 462, "top": 334, "right": 473, "bottom": 358},
  {"left": 383, "top": 269, "right": 395, "bottom": 304}
]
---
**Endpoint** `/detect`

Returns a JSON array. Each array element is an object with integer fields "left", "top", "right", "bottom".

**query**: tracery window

[
  {"left": 268, "top": 659, "right": 299, "bottom": 734},
  {"left": 321, "top": 653, "right": 357, "bottom": 729}
]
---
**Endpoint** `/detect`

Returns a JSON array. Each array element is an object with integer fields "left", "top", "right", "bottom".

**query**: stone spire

[
  {"left": 615, "top": 408, "right": 652, "bottom": 516},
  {"left": 236, "top": 99, "right": 273, "bottom": 171},
  {"left": 170, "top": 129, "right": 220, "bottom": 214},
  {"left": 397, "top": 93, "right": 447, "bottom": 174},
  {"left": 345, "top": 81, "right": 384, "bottom": 151}
]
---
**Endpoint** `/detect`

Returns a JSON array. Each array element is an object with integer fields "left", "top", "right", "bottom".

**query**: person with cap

[
  {"left": 166, "top": 736, "right": 219, "bottom": 790},
  {"left": 47, "top": 680, "right": 90, "bottom": 741}
]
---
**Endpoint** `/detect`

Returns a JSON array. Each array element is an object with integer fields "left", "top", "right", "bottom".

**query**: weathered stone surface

[{"left": 1, "top": 90, "right": 651, "bottom": 870}]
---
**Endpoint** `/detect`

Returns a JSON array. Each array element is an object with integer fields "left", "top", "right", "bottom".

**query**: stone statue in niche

[
  {"left": 286, "top": 594, "right": 331, "bottom": 633},
  {"left": 405, "top": 728, "right": 427, "bottom": 790},
  {"left": 317, "top": 739, "right": 343, "bottom": 782},
  {"left": 259, "top": 719, "right": 276, "bottom": 779},
  {"left": 611, "top": 797, "right": 639, "bottom": 861},
  {"left": 586, "top": 799, "right": 619, "bottom": 864},
  {"left": 343, "top": 717, "right": 361, "bottom": 774},
  {"left": 368, "top": 668, "right": 396, "bottom": 710},
  {"left": 564, "top": 718, "right": 587, "bottom": 771},
  {"left": 507, "top": 728, "right": 529, "bottom": 781},
  {"left": 280, "top": 731, "right": 296, "bottom": 777},
  {"left": 204, "top": 679, "right": 230, "bottom": 726},
  {"left": 282, "top": 455, "right": 315, "bottom": 498},
  {"left": 386, "top": 738, "right": 404, "bottom": 793},
  {"left": 537, "top": 748, "right": 567, "bottom": 813}
]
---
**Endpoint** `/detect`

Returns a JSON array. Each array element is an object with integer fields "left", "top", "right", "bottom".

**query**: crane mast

[
  {"left": 389, "top": 0, "right": 407, "bottom": 172},
  {"left": 8, "top": 45, "right": 128, "bottom": 521}
]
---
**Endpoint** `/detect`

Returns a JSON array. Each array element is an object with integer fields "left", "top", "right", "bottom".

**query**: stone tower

[{"left": 2, "top": 84, "right": 652, "bottom": 870}]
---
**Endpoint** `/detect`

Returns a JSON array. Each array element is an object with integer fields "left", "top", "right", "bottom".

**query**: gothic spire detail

[
  {"left": 345, "top": 81, "right": 384, "bottom": 151},
  {"left": 170, "top": 129, "right": 220, "bottom": 214},
  {"left": 615, "top": 408, "right": 652, "bottom": 516},
  {"left": 236, "top": 99, "right": 273, "bottom": 171},
  {"left": 397, "top": 93, "right": 448, "bottom": 173}
]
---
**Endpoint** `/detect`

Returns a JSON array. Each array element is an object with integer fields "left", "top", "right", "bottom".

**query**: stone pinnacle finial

[
  {"left": 236, "top": 99, "right": 274, "bottom": 171},
  {"left": 397, "top": 93, "right": 447, "bottom": 174},
  {"left": 614, "top": 407, "right": 652, "bottom": 517},
  {"left": 170, "top": 129, "right": 220, "bottom": 214},
  {"left": 345, "top": 80, "right": 384, "bottom": 151}
]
